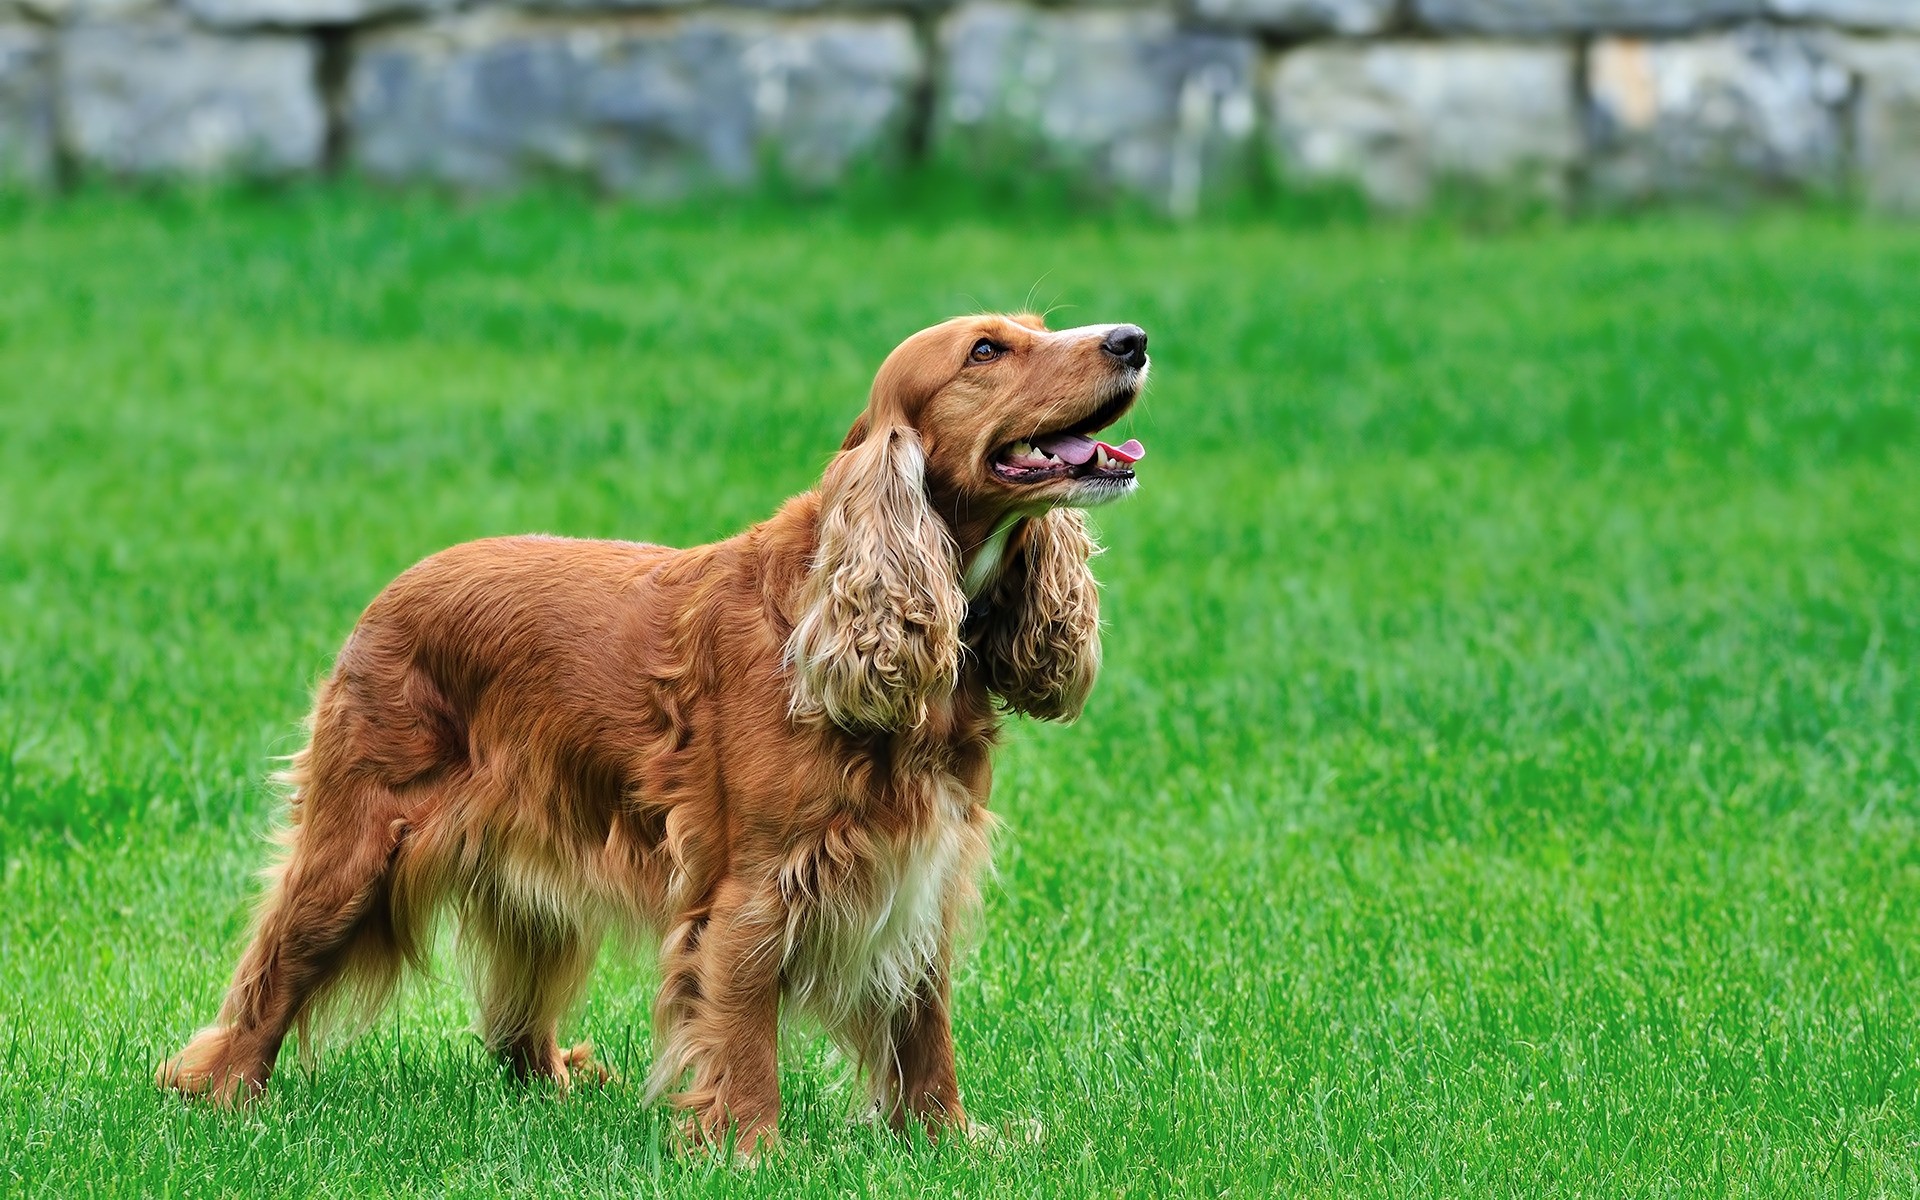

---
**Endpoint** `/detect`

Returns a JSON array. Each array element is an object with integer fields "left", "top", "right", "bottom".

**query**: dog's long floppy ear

[
  {"left": 978, "top": 509, "right": 1103, "bottom": 722},
  {"left": 788, "top": 425, "right": 965, "bottom": 731}
]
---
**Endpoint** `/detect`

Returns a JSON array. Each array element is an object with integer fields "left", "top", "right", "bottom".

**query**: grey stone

[
  {"left": 1587, "top": 28, "right": 1852, "bottom": 199},
  {"left": 648, "top": 0, "right": 942, "bottom": 12},
  {"left": 0, "top": 24, "right": 55, "bottom": 185},
  {"left": 513, "top": 0, "right": 700, "bottom": 13},
  {"left": 62, "top": 17, "right": 324, "bottom": 176},
  {"left": 349, "top": 13, "right": 922, "bottom": 197},
  {"left": 181, "top": 0, "right": 456, "bottom": 31},
  {"left": 1267, "top": 41, "right": 1579, "bottom": 208},
  {"left": 1415, "top": 0, "right": 1761, "bottom": 34},
  {"left": 1772, "top": 0, "right": 1920, "bottom": 31},
  {"left": 1815, "top": 34, "right": 1920, "bottom": 210},
  {"left": 17, "top": 0, "right": 160, "bottom": 23},
  {"left": 1190, "top": 0, "right": 1393, "bottom": 35},
  {"left": 938, "top": 4, "right": 1258, "bottom": 212}
]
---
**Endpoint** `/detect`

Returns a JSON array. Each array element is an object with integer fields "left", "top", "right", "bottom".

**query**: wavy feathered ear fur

[
  {"left": 978, "top": 509, "right": 1103, "bottom": 722},
  {"left": 788, "top": 426, "right": 965, "bottom": 731}
]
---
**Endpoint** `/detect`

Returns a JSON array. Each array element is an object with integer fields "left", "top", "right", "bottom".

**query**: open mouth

[{"left": 990, "top": 390, "right": 1145, "bottom": 486}]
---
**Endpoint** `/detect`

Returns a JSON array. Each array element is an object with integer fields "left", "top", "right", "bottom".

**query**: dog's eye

[{"left": 969, "top": 339, "right": 1003, "bottom": 363}]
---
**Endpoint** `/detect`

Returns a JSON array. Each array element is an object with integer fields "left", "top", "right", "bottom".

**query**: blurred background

[{"left": 0, "top": 0, "right": 1916, "bottom": 214}]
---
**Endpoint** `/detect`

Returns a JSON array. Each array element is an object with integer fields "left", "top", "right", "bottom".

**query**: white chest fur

[
  {"left": 780, "top": 779, "right": 982, "bottom": 1028},
  {"left": 962, "top": 515, "right": 1021, "bottom": 598}
]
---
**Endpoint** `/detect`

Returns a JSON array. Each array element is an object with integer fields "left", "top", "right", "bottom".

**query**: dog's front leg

[
  {"left": 880, "top": 963, "right": 967, "bottom": 1135},
  {"left": 654, "top": 879, "right": 784, "bottom": 1158}
]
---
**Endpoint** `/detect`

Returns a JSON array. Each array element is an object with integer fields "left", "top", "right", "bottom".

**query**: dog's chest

[{"left": 781, "top": 777, "right": 984, "bottom": 1023}]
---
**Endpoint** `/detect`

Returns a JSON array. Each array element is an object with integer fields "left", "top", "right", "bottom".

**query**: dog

[{"left": 157, "top": 312, "right": 1149, "bottom": 1152}]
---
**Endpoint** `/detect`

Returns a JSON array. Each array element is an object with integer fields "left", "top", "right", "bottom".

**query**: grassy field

[{"left": 0, "top": 189, "right": 1916, "bottom": 1197}]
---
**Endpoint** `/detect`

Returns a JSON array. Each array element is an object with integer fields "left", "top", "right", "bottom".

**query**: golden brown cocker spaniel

[{"left": 158, "top": 312, "right": 1150, "bottom": 1152}]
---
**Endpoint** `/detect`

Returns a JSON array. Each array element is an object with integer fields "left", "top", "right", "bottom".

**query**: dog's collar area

[{"left": 962, "top": 514, "right": 1023, "bottom": 598}]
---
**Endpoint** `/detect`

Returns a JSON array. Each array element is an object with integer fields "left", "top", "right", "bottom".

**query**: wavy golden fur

[{"left": 156, "top": 312, "right": 1150, "bottom": 1153}]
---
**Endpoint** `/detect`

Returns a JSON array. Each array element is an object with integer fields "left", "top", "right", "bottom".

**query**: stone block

[
  {"left": 1415, "top": 0, "right": 1761, "bottom": 34},
  {"left": 513, "top": 0, "right": 701, "bottom": 12},
  {"left": 1190, "top": 0, "right": 1394, "bottom": 35},
  {"left": 1772, "top": 0, "right": 1920, "bottom": 31},
  {"left": 62, "top": 17, "right": 324, "bottom": 176},
  {"left": 1587, "top": 28, "right": 1852, "bottom": 199},
  {"left": 666, "top": 0, "right": 946, "bottom": 12},
  {"left": 349, "top": 13, "right": 922, "bottom": 197},
  {"left": 1267, "top": 41, "right": 1579, "bottom": 208},
  {"left": 0, "top": 23, "right": 54, "bottom": 184},
  {"left": 938, "top": 4, "right": 1258, "bottom": 211},
  {"left": 181, "top": 0, "right": 456, "bottom": 31},
  {"left": 1815, "top": 34, "right": 1920, "bottom": 210},
  {"left": 17, "top": 0, "right": 160, "bottom": 23}
]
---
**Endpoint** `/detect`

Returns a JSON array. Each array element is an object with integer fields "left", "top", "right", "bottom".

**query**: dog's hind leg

[
  {"left": 156, "top": 772, "right": 412, "bottom": 1105},
  {"left": 462, "top": 889, "right": 609, "bottom": 1092}
]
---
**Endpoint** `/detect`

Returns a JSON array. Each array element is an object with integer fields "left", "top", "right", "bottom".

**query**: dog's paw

[
  {"left": 155, "top": 1026, "right": 263, "bottom": 1107},
  {"left": 671, "top": 1103, "right": 780, "bottom": 1165},
  {"left": 506, "top": 1037, "right": 619, "bottom": 1096},
  {"left": 558, "top": 1040, "right": 619, "bottom": 1090}
]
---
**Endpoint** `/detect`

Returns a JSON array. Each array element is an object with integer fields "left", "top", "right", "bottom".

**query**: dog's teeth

[
  {"left": 1095, "top": 446, "right": 1111, "bottom": 469},
  {"left": 1010, "top": 441, "right": 1033, "bottom": 458}
]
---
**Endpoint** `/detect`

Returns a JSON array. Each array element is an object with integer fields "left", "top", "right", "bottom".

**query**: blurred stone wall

[{"left": 1, "top": 0, "right": 1917, "bottom": 211}]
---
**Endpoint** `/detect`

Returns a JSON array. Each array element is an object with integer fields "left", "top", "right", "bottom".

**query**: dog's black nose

[{"left": 1102, "top": 325, "right": 1148, "bottom": 370}]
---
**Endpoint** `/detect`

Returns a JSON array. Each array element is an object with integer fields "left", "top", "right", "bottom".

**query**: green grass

[{"left": 1, "top": 188, "right": 1917, "bottom": 1196}]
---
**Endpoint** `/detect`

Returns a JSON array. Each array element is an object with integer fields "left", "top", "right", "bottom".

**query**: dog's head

[
  {"left": 789, "top": 314, "right": 1145, "bottom": 733},
  {"left": 842, "top": 312, "right": 1149, "bottom": 520}
]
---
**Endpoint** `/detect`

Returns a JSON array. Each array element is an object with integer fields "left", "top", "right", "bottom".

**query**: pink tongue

[{"left": 1034, "top": 433, "right": 1146, "bottom": 465}]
